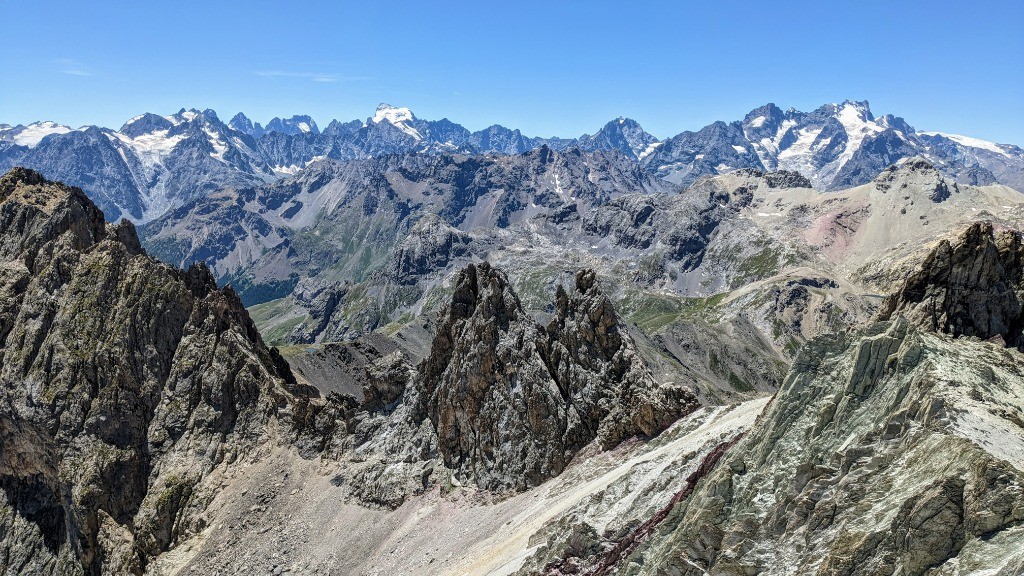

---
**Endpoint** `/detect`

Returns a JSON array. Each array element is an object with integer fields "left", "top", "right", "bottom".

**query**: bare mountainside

[
  {"left": 1, "top": 169, "right": 1022, "bottom": 575},
  {"left": 141, "top": 154, "right": 1024, "bottom": 404}
]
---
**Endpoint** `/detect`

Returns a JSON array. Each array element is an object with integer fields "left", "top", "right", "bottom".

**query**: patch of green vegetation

[
  {"left": 785, "top": 337, "right": 802, "bottom": 355},
  {"left": 732, "top": 246, "right": 782, "bottom": 288},
  {"left": 249, "top": 297, "right": 310, "bottom": 345},
  {"left": 511, "top": 263, "right": 565, "bottom": 312},
  {"left": 618, "top": 290, "right": 728, "bottom": 334},
  {"left": 709, "top": 350, "right": 722, "bottom": 373},
  {"left": 380, "top": 311, "right": 417, "bottom": 337},
  {"left": 728, "top": 371, "right": 754, "bottom": 392},
  {"left": 420, "top": 283, "right": 456, "bottom": 317},
  {"left": 737, "top": 247, "right": 774, "bottom": 282},
  {"left": 155, "top": 474, "right": 191, "bottom": 512},
  {"left": 222, "top": 272, "right": 300, "bottom": 307}
]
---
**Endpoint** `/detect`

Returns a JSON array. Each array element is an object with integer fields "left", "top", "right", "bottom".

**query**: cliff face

[
  {"left": 879, "top": 221, "right": 1023, "bottom": 350},
  {"left": 605, "top": 224, "right": 1024, "bottom": 575},
  {"left": 418, "top": 263, "right": 698, "bottom": 492},
  {"left": 0, "top": 168, "right": 301, "bottom": 574},
  {"left": 631, "top": 319, "right": 1024, "bottom": 575}
]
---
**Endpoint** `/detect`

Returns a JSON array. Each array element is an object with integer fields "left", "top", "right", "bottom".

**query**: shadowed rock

[
  {"left": 419, "top": 262, "right": 698, "bottom": 492},
  {"left": 878, "top": 221, "right": 1023, "bottom": 350},
  {"left": 0, "top": 168, "right": 304, "bottom": 574}
]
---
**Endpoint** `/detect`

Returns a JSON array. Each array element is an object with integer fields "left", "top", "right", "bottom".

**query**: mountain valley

[{"left": 1, "top": 99, "right": 1023, "bottom": 576}]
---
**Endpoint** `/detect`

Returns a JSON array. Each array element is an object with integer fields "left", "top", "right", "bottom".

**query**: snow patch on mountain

[
  {"left": 834, "top": 101, "right": 884, "bottom": 166},
  {"left": 920, "top": 132, "right": 1013, "bottom": 158},
  {"left": 204, "top": 127, "right": 229, "bottom": 161},
  {"left": 638, "top": 141, "right": 663, "bottom": 161},
  {"left": 110, "top": 130, "right": 186, "bottom": 168},
  {"left": 0, "top": 121, "right": 74, "bottom": 147},
  {"left": 372, "top": 104, "right": 422, "bottom": 139}
]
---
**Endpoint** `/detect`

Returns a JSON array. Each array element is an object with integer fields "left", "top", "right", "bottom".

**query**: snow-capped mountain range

[{"left": 1, "top": 101, "right": 1021, "bottom": 222}]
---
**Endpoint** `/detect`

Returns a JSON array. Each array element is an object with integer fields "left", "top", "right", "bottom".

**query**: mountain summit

[{"left": 1, "top": 101, "right": 1021, "bottom": 223}]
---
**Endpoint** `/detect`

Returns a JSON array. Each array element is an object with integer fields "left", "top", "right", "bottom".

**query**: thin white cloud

[
  {"left": 55, "top": 58, "right": 91, "bottom": 76},
  {"left": 255, "top": 71, "right": 372, "bottom": 83}
]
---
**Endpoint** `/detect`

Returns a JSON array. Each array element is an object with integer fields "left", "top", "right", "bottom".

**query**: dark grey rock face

[
  {"left": 578, "top": 118, "right": 659, "bottom": 160},
  {"left": 583, "top": 170, "right": 758, "bottom": 271},
  {"left": 14, "top": 127, "right": 144, "bottom": 221},
  {"left": 383, "top": 216, "right": 473, "bottom": 285},
  {"left": 0, "top": 168, "right": 306, "bottom": 575},
  {"left": 228, "top": 112, "right": 263, "bottom": 137},
  {"left": 468, "top": 125, "right": 530, "bottom": 154},
  {"left": 879, "top": 221, "right": 1023, "bottom": 350},
  {"left": 418, "top": 263, "right": 698, "bottom": 491},
  {"left": 642, "top": 120, "right": 764, "bottom": 185}
]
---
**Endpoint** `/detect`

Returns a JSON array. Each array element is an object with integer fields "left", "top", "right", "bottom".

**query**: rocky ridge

[
  {"left": 512, "top": 223, "right": 1024, "bottom": 574},
  {"left": 879, "top": 221, "right": 1023, "bottom": 350},
  {"left": 0, "top": 168, "right": 314, "bottom": 574},
  {"left": 417, "top": 263, "right": 698, "bottom": 491},
  {"left": 323, "top": 262, "right": 700, "bottom": 502}
]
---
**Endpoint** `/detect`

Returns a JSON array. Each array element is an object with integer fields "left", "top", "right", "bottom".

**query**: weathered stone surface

[
  {"left": 629, "top": 317, "right": 1024, "bottom": 575},
  {"left": 874, "top": 156, "right": 957, "bottom": 202},
  {"left": 0, "top": 169, "right": 304, "bottom": 574},
  {"left": 418, "top": 263, "right": 698, "bottom": 492},
  {"left": 878, "top": 221, "right": 1023, "bottom": 350}
]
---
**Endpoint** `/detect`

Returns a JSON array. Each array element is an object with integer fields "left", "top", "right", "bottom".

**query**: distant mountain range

[{"left": 2, "top": 101, "right": 1022, "bottom": 222}]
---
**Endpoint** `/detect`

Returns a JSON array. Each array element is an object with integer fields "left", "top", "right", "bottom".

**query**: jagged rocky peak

[
  {"left": 264, "top": 114, "right": 319, "bottom": 135},
  {"left": 729, "top": 167, "right": 812, "bottom": 190},
  {"left": 0, "top": 168, "right": 306, "bottom": 574},
  {"left": 546, "top": 269, "right": 700, "bottom": 445},
  {"left": 762, "top": 169, "right": 812, "bottom": 189},
  {"left": 418, "top": 262, "right": 698, "bottom": 492},
  {"left": 874, "top": 156, "right": 957, "bottom": 201},
  {"left": 0, "top": 167, "right": 108, "bottom": 265},
  {"left": 879, "top": 221, "right": 1023, "bottom": 350},
  {"left": 418, "top": 261, "right": 558, "bottom": 491},
  {"left": 228, "top": 111, "right": 264, "bottom": 137}
]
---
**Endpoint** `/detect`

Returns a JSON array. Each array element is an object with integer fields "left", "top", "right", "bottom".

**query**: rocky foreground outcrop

[
  {"left": 879, "top": 221, "right": 1023, "bottom": 350},
  {"left": 509, "top": 225, "right": 1024, "bottom": 575},
  {"left": 0, "top": 168, "right": 310, "bottom": 574},
  {"left": 627, "top": 318, "right": 1024, "bottom": 575},
  {"left": 418, "top": 264, "right": 697, "bottom": 492}
]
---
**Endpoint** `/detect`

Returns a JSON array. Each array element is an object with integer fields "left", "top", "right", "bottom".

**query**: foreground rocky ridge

[
  {"left": 2, "top": 167, "right": 1024, "bottom": 576},
  {"left": 418, "top": 264, "right": 698, "bottom": 491},
  {"left": 0, "top": 168, "right": 311, "bottom": 574},
  {"left": 624, "top": 318, "right": 1024, "bottom": 575},
  {"left": 511, "top": 223, "right": 1024, "bottom": 574},
  {"left": 879, "top": 221, "right": 1023, "bottom": 350}
]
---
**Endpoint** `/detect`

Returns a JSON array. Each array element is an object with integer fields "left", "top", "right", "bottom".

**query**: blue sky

[{"left": 1, "top": 0, "right": 1022, "bottom": 143}]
